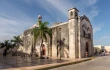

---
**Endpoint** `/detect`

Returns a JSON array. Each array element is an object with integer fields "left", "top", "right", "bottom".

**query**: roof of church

[
  {"left": 29, "top": 23, "right": 39, "bottom": 29},
  {"left": 50, "top": 22, "right": 68, "bottom": 28},
  {"left": 68, "top": 7, "right": 79, "bottom": 12},
  {"left": 80, "top": 15, "right": 92, "bottom": 28},
  {"left": 80, "top": 15, "right": 90, "bottom": 23}
]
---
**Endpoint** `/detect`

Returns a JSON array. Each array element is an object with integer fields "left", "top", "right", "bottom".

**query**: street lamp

[{"left": 59, "top": 28, "right": 61, "bottom": 60}]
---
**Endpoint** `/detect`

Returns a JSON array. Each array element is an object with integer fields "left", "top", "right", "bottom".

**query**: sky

[{"left": 0, "top": 0, "right": 110, "bottom": 46}]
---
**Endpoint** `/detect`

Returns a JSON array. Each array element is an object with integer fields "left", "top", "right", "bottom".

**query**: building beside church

[
  {"left": 104, "top": 46, "right": 110, "bottom": 53},
  {"left": 94, "top": 45, "right": 105, "bottom": 54},
  {"left": 18, "top": 7, "right": 94, "bottom": 58}
]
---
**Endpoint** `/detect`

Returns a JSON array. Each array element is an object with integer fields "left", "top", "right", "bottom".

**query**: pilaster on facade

[
  {"left": 68, "top": 8, "right": 79, "bottom": 58},
  {"left": 78, "top": 17, "right": 81, "bottom": 58},
  {"left": 52, "top": 28, "right": 57, "bottom": 57}
]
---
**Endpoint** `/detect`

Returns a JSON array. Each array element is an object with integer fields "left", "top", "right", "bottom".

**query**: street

[{"left": 50, "top": 54, "right": 110, "bottom": 70}]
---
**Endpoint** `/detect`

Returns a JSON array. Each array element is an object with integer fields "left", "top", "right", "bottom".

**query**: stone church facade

[{"left": 18, "top": 8, "right": 93, "bottom": 58}]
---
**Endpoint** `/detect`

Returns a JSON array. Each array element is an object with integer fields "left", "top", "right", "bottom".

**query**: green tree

[
  {"left": 11, "top": 36, "right": 23, "bottom": 49},
  {"left": 32, "top": 20, "right": 52, "bottom": 58},
  {"left": 0, "top": 40, "right": 12, "bottom": 50},
  {"left": 0, "top": 42, "right": 1, "bottom": 48}
]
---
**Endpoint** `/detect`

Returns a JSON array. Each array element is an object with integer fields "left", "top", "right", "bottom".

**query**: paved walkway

[
  {"left": 0, "top": 55, "right": 92, "bottom": 70},
  {"left": 0, "top": 55, "right": 67, "bottom": 70},
  {"left": 50, "top": 54, "right": 110, "bottom": 70}
]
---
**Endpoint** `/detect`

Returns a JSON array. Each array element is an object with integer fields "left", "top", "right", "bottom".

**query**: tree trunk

[
  {"left": 40, "top": 39, "right": 43, "bottom": 58},
  {"left": 47, "top": 38, "right": 51, "bottom": 57}
]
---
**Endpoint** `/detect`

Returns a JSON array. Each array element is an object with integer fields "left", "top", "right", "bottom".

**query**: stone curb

[
  {"left": 36, "top": 58, "right": 92, "bottom": 70},
  {"left": 5, "top": 58, "right": 92, "bottom": 70}
]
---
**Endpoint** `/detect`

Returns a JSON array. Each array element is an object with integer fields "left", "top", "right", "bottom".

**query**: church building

[{"left": 19, "top": 7, "right": 94, "bottom": 58}]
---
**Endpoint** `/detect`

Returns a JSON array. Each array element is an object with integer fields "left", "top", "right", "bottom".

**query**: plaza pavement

[
  {"left": 50, "top": 54, "right": 110, "bottom": 70},
  {"left": 0, "top": 55, "right": 68, "bottom": 70},
  {"left": 0, "top": 55, "right": 91, "bottom": 70}
]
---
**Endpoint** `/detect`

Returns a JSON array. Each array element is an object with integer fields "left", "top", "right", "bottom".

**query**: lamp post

[{"left": 59, "top": 28, "right": 61, "bottom": 60}]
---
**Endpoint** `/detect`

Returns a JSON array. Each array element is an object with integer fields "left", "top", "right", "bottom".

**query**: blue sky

[{"left": 0, "top": 0, "right": 110, "bottom": 46}]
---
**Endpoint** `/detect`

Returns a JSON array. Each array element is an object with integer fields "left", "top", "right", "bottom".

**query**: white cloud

[
  {"left": 46, "top": 0, "right": 72, "bottom": 15},
  {"left": 38, "top": 0, "right": 100, "bottom": 35},
  {"left": 32, "top": 0, "right": 100, "bottom": 27},
  {"left": 0, "top": 35, "right": 14, "bottom": 42},
  {"left": 93, "top": 26, "right": 101, "bottom": 34},
  {"left": 86, "top": 0, "right": 97, "bottom": 5},
  {"left": 24, "top": 0, "right": 32, "bottom": 4},
  {"left": 0, "top": 16, "right": 18, "bottom": 26},
  {"left": 93, "top": 27, "right": 101, "bottom": 34},
  {"left": 37, "top": 0, "right": 99, "bottom": 17},
  {"left": 35, "top": 0, "right": 73, "bottom": 16},
  {"left": 93, "top": 23, "right": 103, "bottom": 34},
  {"left": 0, "top": 16, "right": 23, "bottom": 42},
  {"left": 0, "top": 0, "right": 100, "bottom": 42},
  {"left": 0, "top": 3, "right": 34, "bottom": 42},
  {"left": 89, "top": 7, "right": 100, "bottom": 20},
  {"left": 94, "top": 36, "right": 110, "bottom": 46},
  {"left": 0, "top": 14, "right": 34, "bottom": 38}
]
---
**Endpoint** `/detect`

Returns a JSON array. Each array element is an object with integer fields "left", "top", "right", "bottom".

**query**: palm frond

[
  {"left": 43, "top": 22, "right": 49, "bottom": 26},
  {"left": 38, "top": 20, "right": 42, "bottom": 25},
  {"left": 43, "top": 33, "right": 47, "bottom": 42},
  {"left": 32, "top": 27, "right": 40, "bottom": 40},
  {"left": 11, "top": 36, "right": 23, "bottom": 48},
  {"left": 31, "top": 19, "right": 52, "bottom": 57}
]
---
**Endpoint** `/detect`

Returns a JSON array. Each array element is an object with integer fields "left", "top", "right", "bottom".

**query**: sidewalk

[{"left": 4, "top": 57, "right": 92, "bottom": 70}]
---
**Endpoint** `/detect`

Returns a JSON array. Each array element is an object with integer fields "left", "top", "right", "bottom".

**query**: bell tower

[
  {"left": 68, "top": 7, "right": 79, "bottom": 58},
  {"left": 68, "top": 8, "right": 78, "bottom": 20}
]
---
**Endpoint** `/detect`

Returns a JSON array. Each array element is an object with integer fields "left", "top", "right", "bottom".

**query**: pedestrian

[{"left": 86, "top": 52, "right": 88, "bottom": 57}]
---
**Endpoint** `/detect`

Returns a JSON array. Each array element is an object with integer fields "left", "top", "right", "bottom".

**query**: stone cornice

[{"left": 68, "top": 7, "right": 79, "bottom": 12}]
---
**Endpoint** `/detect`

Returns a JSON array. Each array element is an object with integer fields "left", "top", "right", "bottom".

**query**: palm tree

[
  {"left": 11, "top": 36, "right": 23, "bottom": 55},
  {"left": 11, "top": 36, "right": 23, "bottom": 48},
  {"left": 11, "top": 36, "right": 23, "bottom": 64},
  {"left": 0, "top": 42, "right": 1, "bottom": 48},
  {"left": 32, "top": 20, "right": 52, "bottom": 58},
  {"left": 0, "top": 40, "right": 13, "bottom": 57},
  {"left": 0, "top": 40, "right": 12, "bottom": 50}
]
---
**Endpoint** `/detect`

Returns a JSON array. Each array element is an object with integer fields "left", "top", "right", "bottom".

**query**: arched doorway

[
  {"left": 42, "top": 44, "right": 46, "bottom": 55},
  {"left": 86, "top": 42, "right": 89, "bottom": 57}
]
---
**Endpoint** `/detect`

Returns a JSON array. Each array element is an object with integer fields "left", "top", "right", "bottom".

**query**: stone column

[
  {"left": 78, "top": 17, "right": 81, "bottom": 58},
  {"left": 52, "top": 28, "right": 57, "bottom": 58},
  {"left": 68, "top": 8, "right": 79, "bottom": 58},
  {"left": 68, "top": 19, "right": 78, "bottom": 58}
]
